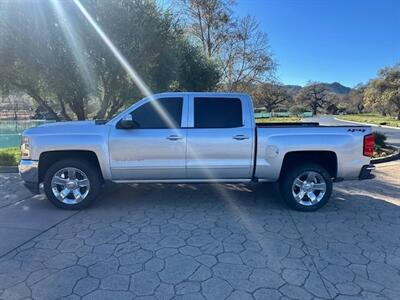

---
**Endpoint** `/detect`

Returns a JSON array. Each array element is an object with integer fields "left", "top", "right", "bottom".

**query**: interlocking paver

[
  {"left": 0, "top": 174, "right": 31, "bottom": 208},
  {"left": 131, "top": 270, "right": 160, "bottom": 295},
  {"left": 74, "top": 277, "right": 99, "bottom": 296},
  {"left": 159, "top": 254, "right": 199, "bottom": 284},
  {"left": 101, "top": 274, "right": 130, "bottom": 291},
  {"left": 31, "top": 266, "right": 86, "bottom": 299},
  {"left": 202, "top": 277, "right": 232, "bottom": 300},
  {"left": 0, "top": 161, "right": 399, "bottom": 299},
  {"left": 88, "top": 257, "right": 119, "bottom": 278}
]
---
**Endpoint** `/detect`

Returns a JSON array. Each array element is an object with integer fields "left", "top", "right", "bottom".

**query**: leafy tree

[
  {"left": 0, "top": 1, "right": 59, "bottom": 120},
  {"left": 295, "top": 82, "right": 329, "bottom": 115},
  {"left": 0, "top": 0, "right": 220, "bottom": 120},
  {"left": 222, "top": 16, "right": 275, "bottom": 91},
  {"left": 289, "top": 104, "right": 307, "bottom": 115},
  {"left": 181, "top": 0, "right": 275, "bottom": 91},
  {"left": 324, "top": 93, "right": 346, "bottom": 114},
  {"left": 174, "top": 41, "right": 221, "bottom": 91},
  {"left": 87, "top": 0, "right": 185, "bottom": 118},
  {"left": 364, "top": 65, "right": 400, "bottom": 120},
  {"left": 182, "top": 0, "right": 234, "bottom": 57},
  {"left": 0, "top": 0, "right": 94, "bottom": 120},
  {"left": 252, "top": 83, "right": 292, "bottom": 112},
  {"left": 345, "top": 84, "right": 366, "bottom": 114}
]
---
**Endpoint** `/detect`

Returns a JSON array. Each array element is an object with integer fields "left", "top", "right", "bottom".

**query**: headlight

[{"left": 21, "top": 136, "right": 31, "bottom": 159}]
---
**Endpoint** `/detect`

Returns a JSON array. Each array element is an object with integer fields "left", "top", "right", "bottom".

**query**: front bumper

[
  {"left": 19, "top": 159, "right": 40, "bottom": 194},
  {"left": 359, "top": 164, "right": 375, "bottom": 180}
]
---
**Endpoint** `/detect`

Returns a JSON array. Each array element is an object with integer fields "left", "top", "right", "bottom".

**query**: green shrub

[
  {"left": 373, "top": 132, "right": 387, "bottom": 148},
  {"left": 0, "top": 148, "right": 19, "bottom": 166}
]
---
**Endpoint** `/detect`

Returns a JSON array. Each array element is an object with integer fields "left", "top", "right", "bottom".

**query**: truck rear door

[{"left": 186, "top": 95, "right": 254, "bottom": 179}]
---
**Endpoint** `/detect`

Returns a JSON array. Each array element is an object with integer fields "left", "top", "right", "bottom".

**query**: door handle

[
  {"left": 167, "top": 135, "right": 184, "bottom": 141},
  {"left": 233, "top": 135, "right": 249, "bottom": 140}
]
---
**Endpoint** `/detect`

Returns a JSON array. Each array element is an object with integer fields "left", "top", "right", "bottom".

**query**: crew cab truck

[{"left": 19, "top": 92, "right": 375, "bottom": 211}]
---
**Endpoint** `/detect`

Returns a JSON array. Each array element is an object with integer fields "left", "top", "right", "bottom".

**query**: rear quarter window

[{"left": 194, "top": 97, "right": 243, "bottom": 128}]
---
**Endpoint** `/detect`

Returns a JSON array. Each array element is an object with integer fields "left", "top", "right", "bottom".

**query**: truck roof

[{"left": 152, "top": 92, "right": 249, "bottom": 98}]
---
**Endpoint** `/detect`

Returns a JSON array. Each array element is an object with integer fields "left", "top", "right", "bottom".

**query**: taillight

[{"left": 363, "top": 134, "right": 375, "bottom": 157}]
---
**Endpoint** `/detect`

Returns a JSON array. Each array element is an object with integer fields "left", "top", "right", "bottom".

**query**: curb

[
  {"left": 0, "top": 166, "right": 18, "bottom": 173},
  {"left": 335, "top": 117, "right": 400, "bottom": 130}
]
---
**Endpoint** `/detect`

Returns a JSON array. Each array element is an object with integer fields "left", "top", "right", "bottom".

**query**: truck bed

[
  {"left": 253, "top": 124, "right": 372, "bottom": 181},
  {"left": 256, "top": 122, "right": 371, "bottom": 128},
  {"left": 256, "top": 122, "right": 320, "bottom": 127}
]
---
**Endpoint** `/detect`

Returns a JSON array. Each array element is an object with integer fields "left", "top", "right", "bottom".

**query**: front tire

[
  {"left": 279, "top": 163, "right": 333, "bottom": 211},
  {"left": 43, "top": 159, "right": 102, "bottom": 210}
]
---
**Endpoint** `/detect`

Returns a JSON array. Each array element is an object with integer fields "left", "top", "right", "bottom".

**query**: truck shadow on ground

[{"left": 94, "top": 177, "right": 400, "bottom": 216}]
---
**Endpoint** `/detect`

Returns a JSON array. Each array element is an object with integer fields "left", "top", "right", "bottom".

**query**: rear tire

[
  {"left": 43, "top": 159, "right": 102, "bottom": 210},
  {"left": 279, "top": 163, "right": 332, "bottom": 211}
]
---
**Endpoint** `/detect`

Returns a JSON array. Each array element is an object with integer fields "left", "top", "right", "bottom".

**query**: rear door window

[{"left": 194, "top": 97, "right": 243, "bottom": 128}]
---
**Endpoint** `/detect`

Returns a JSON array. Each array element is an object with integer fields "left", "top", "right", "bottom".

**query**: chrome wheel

[
  {"left": 291, "top": 171, "right": 326, "bottom": 206},
  {"left": 51, "top": 167, "right": 90, "bottom": 205}
]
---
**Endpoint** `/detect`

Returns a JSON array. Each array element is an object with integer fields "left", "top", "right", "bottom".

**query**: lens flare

[
  {"left": 50, "top": 0, "right": 96, "bottom": 92},
  {"left": 71, "top": 0, "right": 263, "bottom": 245},
  {"left": 72, "top": 0, "right": 176, "bottom": 129}
]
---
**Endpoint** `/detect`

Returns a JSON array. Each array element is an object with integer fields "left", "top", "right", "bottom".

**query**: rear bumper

[
  {"left": 19, "top": 160, "right": 40, "bottom": 194},
  {"left": 359, "top": 164, "right": 375, "bottom": 180}
]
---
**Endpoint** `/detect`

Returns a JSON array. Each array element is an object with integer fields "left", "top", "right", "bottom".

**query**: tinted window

[
  {"left": 130, "top": 97, "right": 182, "bottom": 129},
  {"left": 194, "top": 97, "right": 243, "bottom": 128}
]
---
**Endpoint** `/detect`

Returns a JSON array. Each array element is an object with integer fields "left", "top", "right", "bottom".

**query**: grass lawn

[
  {"left": 0, "top": 147, "right": 20, "bottom": 166},
  {"left": 338, "top": 113, "right": 400, "bottom": 127},
  {"left": 256, "top": 116, "right": 301, "bottom": 123}
]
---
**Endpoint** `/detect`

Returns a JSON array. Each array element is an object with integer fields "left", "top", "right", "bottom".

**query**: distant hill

[
  {"left": 284, "top": 82, "right": 351, "bottom": 96},
  {"left": 320, "top": 82, "right": 351, "bottom": 94}
]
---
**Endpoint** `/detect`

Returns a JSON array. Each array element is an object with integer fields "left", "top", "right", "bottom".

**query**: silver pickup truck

[{"left": 19, "top": 92, "right": 375, "bottom": 211}]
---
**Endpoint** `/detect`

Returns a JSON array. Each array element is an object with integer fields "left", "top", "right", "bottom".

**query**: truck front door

[{"left": 109, "top": 96, "right": 188, "bottom": 180}]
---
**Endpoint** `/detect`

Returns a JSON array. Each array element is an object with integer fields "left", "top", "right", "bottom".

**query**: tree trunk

[
  {"left": 57, "top": 94, "right": 72, "bottom": 121},
  {"left": 29, "top": 91, "right": 60, "bottom": 121},
  {"left": 73, "top": 99, "right": 86, "bottom": 120},
  {"left": 395, "top": 99, "right": 400, "bottom": 120},
  {"left": 68, "top": 95, "right": 86, "bottom": 120},
  {"left": 96, "top": 92, "right": 112, "bottom": 119},
  {"left": 357, "top": 103, "right": 364, "bottom": 114},
  {"left": 265, "top": 104, "right": 273, "bottom": 113},
  {"left": 311, "top": 103, "right": 318, "bottom": 115}
]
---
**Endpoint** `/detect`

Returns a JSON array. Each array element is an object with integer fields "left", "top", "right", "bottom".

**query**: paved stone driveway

[{"left": 0, "top": 162, "right": 399, "bottom": 300}]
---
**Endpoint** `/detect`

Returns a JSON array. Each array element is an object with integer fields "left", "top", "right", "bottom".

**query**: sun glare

[
  {"left": 69, "top": 0, "right": 260, "bottom": 239},
  {"left": 72, "top": 0, "right": 177, "bottom": 129},
  {"left": 50, "top": 0, "right": 96, "bottom": 92}
]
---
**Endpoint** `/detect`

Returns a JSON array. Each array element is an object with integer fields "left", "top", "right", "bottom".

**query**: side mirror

[{"left": 117, "top": 115, "right": 139, "bottom": 129}]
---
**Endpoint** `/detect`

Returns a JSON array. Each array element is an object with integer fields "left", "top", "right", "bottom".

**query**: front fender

[{"left": 30, "top": 133, "right": 112, "bottom": 180}]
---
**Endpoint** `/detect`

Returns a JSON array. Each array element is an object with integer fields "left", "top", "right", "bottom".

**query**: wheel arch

[
  {"left": 279, "top": 151, "right": 338, "bottom": 180},
  {"left": 38, "top": 150, "right": 104, "bottom": 183}
]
